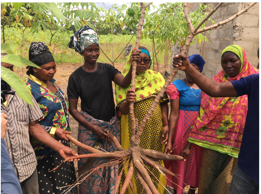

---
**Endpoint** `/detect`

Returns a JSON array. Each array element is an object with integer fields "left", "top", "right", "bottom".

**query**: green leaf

[
  {"left": 2, "top": 54, "right": 40, "bottom": 68},
  {"left": 42, "top": 3, "right": 65, "bottom": 23},
  {"left": 12, "top": 3, "right": 25, "bottom": 10},
  {"left": 1, "top": 43, "right": 19, "bottom": 54},
  {"left": 127, "top": 8, "right": 135, "bottom": 17},
  {"left": 1, "top": 66, "right": 33, "bottom": 106}
]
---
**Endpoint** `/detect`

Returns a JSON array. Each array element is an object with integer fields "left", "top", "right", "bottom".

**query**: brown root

[
  {"left": 136, "top": 170, "right": 152, "bottom": 194},
  {"left": 65, "top": 134, "right": 102, "bottom": 154},
  {"left": 106, "top": 131, "right": 125, "bottom": 151},
  {"left": 134, "top": 157, "right": 159, "bottom": 194},
  {"left": 120, "top": 160, "right": 134, "bottom": 194},
  {"left": 141, "top": 149, "right": 184, "bottom": 161}
]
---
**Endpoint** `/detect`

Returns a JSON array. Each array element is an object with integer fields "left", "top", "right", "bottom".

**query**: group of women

[{"left": 25, "top": 25, "right": 257, "bottom": 194}]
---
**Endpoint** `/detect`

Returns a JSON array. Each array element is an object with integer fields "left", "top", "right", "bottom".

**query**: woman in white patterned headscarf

[{"left": 67, "top": 25, "right": 137, "bottom": 194}]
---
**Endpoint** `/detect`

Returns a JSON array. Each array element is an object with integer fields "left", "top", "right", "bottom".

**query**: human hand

[
  {"left": 164, "top": 141, "right": 175, "bottom": 154},
  {"left": 126, "top": 89, "right": 136, "bottom": 104},
  {"left": 1, "top": 113, "right": 8, "bottom": 139},
  {"left": 130, "top": 48, "right": 141, "bottom": 64},
  {"left": 172, "top": 54, "right": 191, "bottom": 71},
  {"left": 180, "top": 142, "right": 192, "bottom": 159},
  {"left": 161, "top": 125, "right": 169, "bottom": 144},
  {"left": 92, "top": 125, "right": 108, "bottom": 140},
  {"left": 58, "top": 146, "right": 79, "bottom": 162},
  {"left": 55, "top": 128, "right": 71, "bottom": 141}
]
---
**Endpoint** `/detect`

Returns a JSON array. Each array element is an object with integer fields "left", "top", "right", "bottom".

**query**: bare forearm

[
  {"left": 185, "top": 64, "right": 237, "bottom": 97},
  {"left": 168, "top": 114, "right": 179, "bottom": 143},
  {"left": 118, "top": 101, "right": 130, "bottom": 115},
  {"left": 29, "top": 122, "right": 64, "bottom": 152},
  {"left": 69, "top": 108, "right": 94, "bottom": 131},
  {"left": 161, "top": 103, "right": 168, "bottom": 124},
  {"left": 120, "top": 66, "right": 132, "bottom": 88}
]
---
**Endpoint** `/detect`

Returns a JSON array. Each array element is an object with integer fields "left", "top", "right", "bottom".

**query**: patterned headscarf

[
  {"left": 27, "top": 42, "right": 54, "bottom": 75},
  {"left": 188, "top": 54, "right": 205, "bottom": 72},
  {"left": 29, "top": 42, "right": 54, "bottom": 66},
  {"left": 188, "top": 45, "right": 258, "bottom": 158},
  {"left": 68, "top": 25, "right": 99, "bottom": 54}
]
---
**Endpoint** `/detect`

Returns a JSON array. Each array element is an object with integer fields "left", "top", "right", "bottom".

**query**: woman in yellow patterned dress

[{"left": 115, "top": 46, "right": 169, "bottom": 193}]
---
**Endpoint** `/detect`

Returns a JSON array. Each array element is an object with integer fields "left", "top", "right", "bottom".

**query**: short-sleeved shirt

[
  {"left": 1, "top": 138, "right": 22, "bottom": 194},
  {"left": 231, "top": 73, "right": 259, "bottom": 183},
  {"left": 2, "top": 90, "right": 43, "bottom": 182},
  {"left": 166, "top": 79, "right": 202, "bottom": 111},
  {"left": 67, "top": 63, "right": 120, "bottom": 122}
]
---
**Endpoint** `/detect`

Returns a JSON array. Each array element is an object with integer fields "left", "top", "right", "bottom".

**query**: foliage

[{"left": 1, "top": 43, "right": 40, "bottom": 106}]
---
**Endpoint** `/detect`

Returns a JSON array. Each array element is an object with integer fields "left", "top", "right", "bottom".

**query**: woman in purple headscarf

[{"left": 164, "top": 54, "right": 205, "bottom": 194}]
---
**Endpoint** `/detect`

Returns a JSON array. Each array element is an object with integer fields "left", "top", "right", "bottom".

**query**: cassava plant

[{"left": 51, "top": 2, "right": 257, "bottom": 194}]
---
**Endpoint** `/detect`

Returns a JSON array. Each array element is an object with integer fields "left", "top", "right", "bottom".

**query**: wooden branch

[
  {"left": 195, "top": 2, "right": 256, "bottom": 34},
  {"left": 193, "top": 3, "right": 223, "bottom": 33},
  {"left": 130, "top": 2, "right": 147, "bottom": 132},
  {"left": 183, "top": 3, "right": 194, "bottom": 32},
  {"left": 145, "top": 2, "right": 153, "bottom": 8}
]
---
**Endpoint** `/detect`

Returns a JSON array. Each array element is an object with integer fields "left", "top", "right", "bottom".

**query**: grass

[{"left": 2, "top": 27, "right": 168, "bottom": 65}]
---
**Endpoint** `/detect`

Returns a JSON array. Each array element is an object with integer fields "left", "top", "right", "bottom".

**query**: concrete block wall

[{"left": 172, "top": 2, "right": 259, "bottom": 80}]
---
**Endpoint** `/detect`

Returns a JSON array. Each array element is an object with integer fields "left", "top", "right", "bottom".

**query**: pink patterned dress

[{"left": 164, "top": 79, "right": 203, "bottom": 194}]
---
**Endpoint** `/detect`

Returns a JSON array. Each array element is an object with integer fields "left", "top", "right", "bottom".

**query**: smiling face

[
  {"left": 221, "top": 51, "right": 241, "bottom": 78},
  {"left": 136, "top": 53, "right": 151, "bottom": 73},
  {"left": 33, "top": 61, "right": 56, "bottom": 82},
  {"left": 82, "top": 43, "right": 100, "bottom": 64}
]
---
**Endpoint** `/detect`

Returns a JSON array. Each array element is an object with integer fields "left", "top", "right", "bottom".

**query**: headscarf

[
  {"left": 27, "top": 42, "right": 54, "bottom": 75},
  {"left": 188, "top": 45, "right": 258, "bottom": 158},
  {"left": 68, "top": 25, "right": 99, "bottom": 54},
  {"left": 115, "top": 49, "right": 164, "bottom": 105},
  {"left": 221, "top": 45, "right": 243, "bottom": 71},
  {"left": 188, "top": 54, "right": 205, "bottom": 72}
]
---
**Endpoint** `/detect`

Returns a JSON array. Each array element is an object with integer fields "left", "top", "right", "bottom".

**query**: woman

[
  {"left": 67, "top": 25, "right": 133, "bottom": 194},
  {"left": 115, "top": 46, "right": 169, "bottom": 194},
  {"left": 164, "top": 54, "right": 205, "bottom": 194},
  {"left": 181, "top": 45, "right": 258, "bottom": 194},
  {"left": 25, "top": 42, "right": 78, "bottom": 194}
]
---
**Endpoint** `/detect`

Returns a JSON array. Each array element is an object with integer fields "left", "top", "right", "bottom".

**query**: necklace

[{"left": 186, "top": 78, "right": 201, "bottom": 97}]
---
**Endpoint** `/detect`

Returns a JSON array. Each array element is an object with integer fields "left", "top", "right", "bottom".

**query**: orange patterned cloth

[{"left": 188, "top": 46, "right": 258, "bottom": 158}]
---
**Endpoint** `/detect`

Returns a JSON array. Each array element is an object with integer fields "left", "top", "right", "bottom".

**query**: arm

[
  {"left": 114, "top": 49, "right": 141, "bottom": 88},
  {"left": 1, "top": 113, "right": 8, "bottom": 139},
  {"left": 160, "top": 101, "right": 169, "bottom": 144},
  {"left": 164, "top": 98, "right": 179, "bottom": 154},
  {"left": 68, "top": 98, "right": 108, "bottom": 139},
  {"left": 118, "top": 89, "right": 136, "bottom": 115},
  {"left": 29, "top": 121, "right": 78, "bottom": 160},
  {"left": 173, "top": 54, "right": 238, "bottom": 97},
  {"left": 113, "top": 67, "right": 132, "bottom": 88}
]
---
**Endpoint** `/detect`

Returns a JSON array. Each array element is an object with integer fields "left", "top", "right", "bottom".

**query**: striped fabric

[{"left": 2, "top": 89, "right": 43, "bottom": 182}]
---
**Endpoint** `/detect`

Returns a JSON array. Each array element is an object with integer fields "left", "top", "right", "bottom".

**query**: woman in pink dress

[{"left": 164, "top": 54, "right": 205, "bottom": 194}]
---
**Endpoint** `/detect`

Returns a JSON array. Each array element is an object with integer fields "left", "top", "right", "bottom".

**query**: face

[
  {"left": 82, "top": 43, "right": 100, "bottom": 64},
  {"left": 186, "top": 63, "right": 200, "bottom": 82},
  {"left": 1, "top": 54, "right": 14, "bottom": 71},
  {"left": 33, "top": 61, "right": 56, "bottom": 81},
  {"left": 221, "top": 52, "right": 241, "bottom": 78},
  {"left": 136, "top": 53, "right": 151, "bottom": 73}
]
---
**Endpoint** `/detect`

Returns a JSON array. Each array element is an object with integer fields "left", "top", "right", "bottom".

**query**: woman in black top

[{"left": 67, "top": 25, "right": 136, "bottom": 194}]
